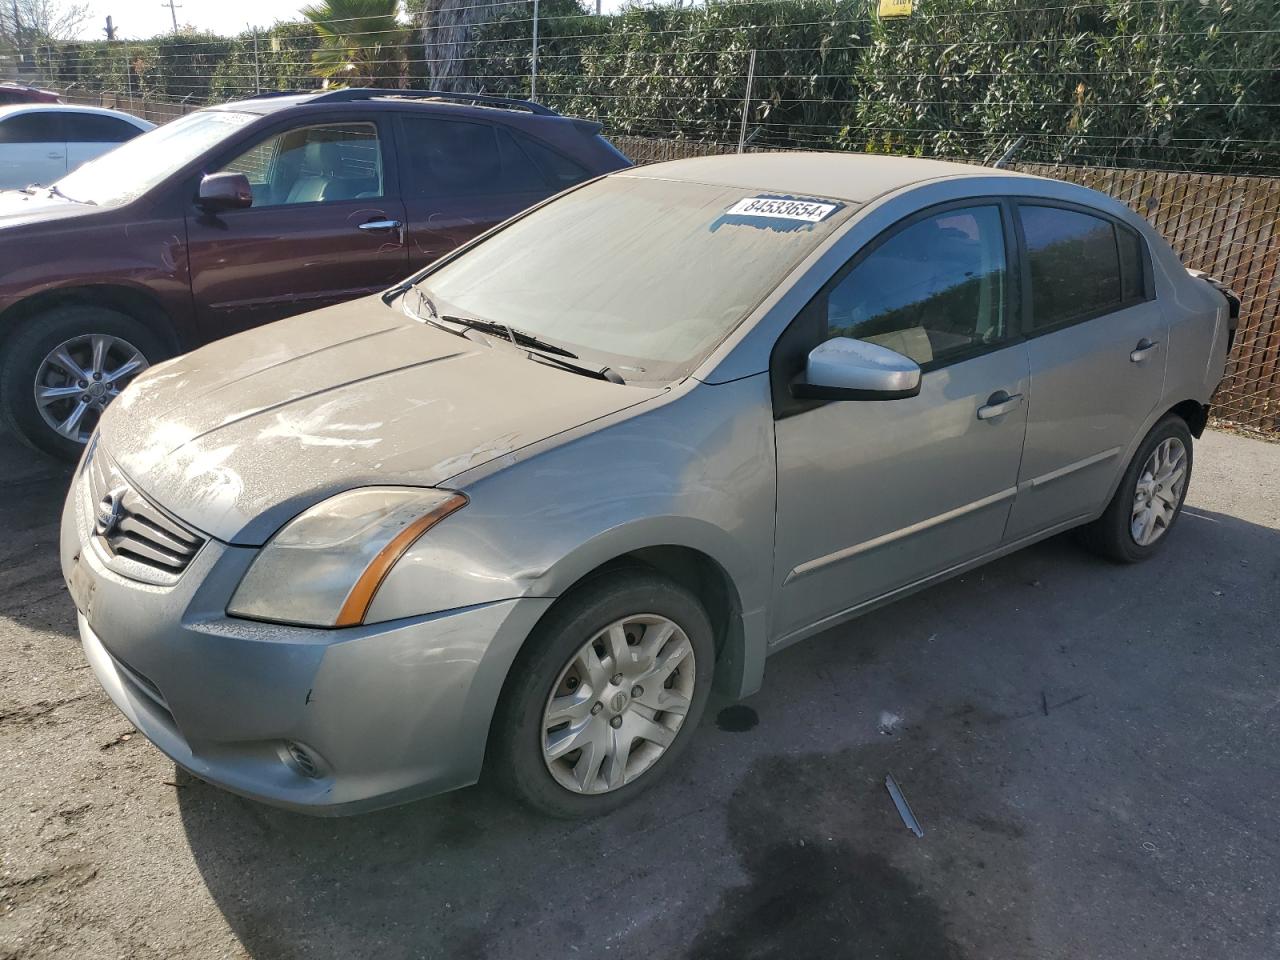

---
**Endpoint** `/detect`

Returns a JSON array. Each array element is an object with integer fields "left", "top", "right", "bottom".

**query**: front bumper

[{"left": 61, "top": 459, "right": 552, "bottom": 815}]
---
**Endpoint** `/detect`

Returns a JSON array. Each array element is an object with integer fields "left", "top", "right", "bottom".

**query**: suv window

[
  {"left": 399, "top": 116, "right": 545, "bottom": 196},
  {"left": 511, "top": 130, "right": 590, "bottom": 190},
  {"left": 1020, "top": 205, "right": 1124, "bottom": 329},
  {"left": 65, "top": 113, "right": 140, "bottom": 143},
  {"left": 219, "top": 122, "right": 383, "bottom": 208},
  {"left": 823, "top": 205, "right": 1009, "bottom": 366},
  {"left": 0, "top": 111, "right": 64, "bottom": 143}
]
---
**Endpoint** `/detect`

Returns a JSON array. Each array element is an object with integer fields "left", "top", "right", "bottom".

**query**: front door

[
  {"left": 772, "top": 202, "right": 1030, "bottom": 643},
  {"left": 394, "top": 115, "right": 554, "bottom": 270},
  {"left": 187, "top": 119, "right": 408, "bottom": 336},
  {"left": 1004, "top": 203, "right": 1168, "bottom": 539}
]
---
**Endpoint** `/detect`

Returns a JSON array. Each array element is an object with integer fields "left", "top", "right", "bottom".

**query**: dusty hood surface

[
  {"left": 0, "top": 189, "right": 101, "bottom": 229},
  {"left": 101, "top": 297, "right": 656, "bottom": 544}
]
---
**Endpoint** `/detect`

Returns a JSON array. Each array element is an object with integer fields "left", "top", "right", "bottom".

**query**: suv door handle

[
  {"left": 1130, "top": 338, "right": 1161, "bottom": 363},
  {"left": 358, "top": 219, "right": 402, "bottom": 232},
  {"left": 977, "top": 391, "right": 1023, "bottom": 421}
]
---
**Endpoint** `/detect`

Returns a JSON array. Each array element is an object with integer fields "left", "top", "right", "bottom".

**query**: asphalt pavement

[{"left": 1, "top": 427, "right": 1277, "bottom": 960}]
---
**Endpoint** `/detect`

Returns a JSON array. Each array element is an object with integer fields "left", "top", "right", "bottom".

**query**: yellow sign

[{"left": 879, "top": 0, "right": 913, "bottom": 17}]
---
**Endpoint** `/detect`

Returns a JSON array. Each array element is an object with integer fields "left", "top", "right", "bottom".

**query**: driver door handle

[
  {"left": 358, "top": 219, "right": 402, "bottom": 232},
  {"left": 1130, "top": 338, "right": 1161, "bottom": 363},
  {"left": 977, "top": 391, "right": 1023, "bottom": 421}
]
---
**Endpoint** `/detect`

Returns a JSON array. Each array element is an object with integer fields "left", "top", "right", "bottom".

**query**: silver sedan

[{"left": 60, "top": 153, "right": 1234, "bottom": 817}]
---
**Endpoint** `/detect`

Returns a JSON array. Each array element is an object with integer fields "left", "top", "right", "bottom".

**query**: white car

[{"left": 0, "top": 104, "right": 153, "bottom": 190}]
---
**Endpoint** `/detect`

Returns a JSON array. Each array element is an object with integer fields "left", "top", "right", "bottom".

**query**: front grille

[{"left": 86, "top": 450, "right": 204, "bottom": 577}]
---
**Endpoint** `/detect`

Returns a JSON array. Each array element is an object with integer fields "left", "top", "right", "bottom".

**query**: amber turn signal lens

[{"left": 334, "top": 493, "right": 467, "bottom": 626}]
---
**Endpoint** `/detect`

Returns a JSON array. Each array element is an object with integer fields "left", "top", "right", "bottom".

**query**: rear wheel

[
  {"left": 1078, "top": 414, "right": 1193, "bottom": 563},
  {"left": 491, "top": 569, "right": 714, "bottom": 818},
  {"left": 0, "top": 305, "right": 167, "bottom": 460}
]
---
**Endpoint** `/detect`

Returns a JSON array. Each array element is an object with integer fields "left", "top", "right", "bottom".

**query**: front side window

[
  {"left": 823, "top": 205, "right": 1008, "bottom": 367},
  {"left": 219, "top": 122, "right": 383, "bottom": 208},
  {"left": 1020, "top": 205, "right": 1122, "bottom": 330},
  {"left": 0, "top": 111, "right": 63, "bottom": 143}
]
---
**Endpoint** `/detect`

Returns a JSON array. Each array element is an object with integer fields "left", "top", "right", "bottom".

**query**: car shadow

[
  {"left": 175, "top": 504, "right": 1280, "bottom": 960},
  {"left": 0, "top": 431, "right": 75, "bottom": 638}
]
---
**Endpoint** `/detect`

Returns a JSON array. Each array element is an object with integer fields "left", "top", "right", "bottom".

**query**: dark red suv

[
  {"left": 0, "top": 89, "right": 630, "bottom": 457},
  {"left": 0, "top": 82, "right": 61, "bottom": 105}
]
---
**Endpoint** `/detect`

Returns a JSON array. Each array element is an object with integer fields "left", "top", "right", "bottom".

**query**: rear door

[
  {"left": 0, "top": 110, "right": 66, "bottom": 188},
  {"left": 395, "top": 115, "right": 581, "bottom": 269},
  {"left": 1004, "top": 202, "right": 1167, "bottom": 539},
  {"left": 64, "top": 112, "right": 145, "bottom": 172},
  {"left": 186, "top": 115, "right": 409, "bottom": 336}
]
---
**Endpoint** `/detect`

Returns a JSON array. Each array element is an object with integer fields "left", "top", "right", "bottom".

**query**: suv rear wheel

[
  {"left": 491, "top": 568, "right": 714, "bottom": 818},
  {"left": 0, "top": 305, "right": 167, "bottom": 460}
]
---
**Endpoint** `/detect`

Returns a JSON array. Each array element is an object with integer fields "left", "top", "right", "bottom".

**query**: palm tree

[
  {"left": 301, "top": 0, "right": 408, "bottom": 87},
  {"left": 420, "top": 0, "right": 503, "bottom": 91}
]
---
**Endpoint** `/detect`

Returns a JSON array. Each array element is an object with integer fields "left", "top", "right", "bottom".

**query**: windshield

[
  {"left": 418, "top": 175, "right": 851, "bottom": 384},
  {"left": 54, "top": 109, "right": 257, "bottom": 205}
]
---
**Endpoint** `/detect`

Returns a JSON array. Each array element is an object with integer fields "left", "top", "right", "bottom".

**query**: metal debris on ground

[{"left": 885, "top": 773, "right": 925, "bottom": 838}]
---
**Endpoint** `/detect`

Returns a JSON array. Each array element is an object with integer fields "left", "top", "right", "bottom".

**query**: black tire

[
  {"left": 0, "top": 305, "right": 169, "bottom": 461},
  {"left": 490, "top": 567, "right": 715, "bottom": 818},
  {"left": 1077, "top": 414, "right": 1194, "bottom": 563}
]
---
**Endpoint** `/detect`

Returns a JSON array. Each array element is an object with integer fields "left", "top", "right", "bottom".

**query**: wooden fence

[{"left": 616, "top": 136, "right": 1280, "bottom": 435}]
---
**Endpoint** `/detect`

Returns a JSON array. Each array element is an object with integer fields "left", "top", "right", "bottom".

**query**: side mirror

[
  {"left": 791, "top": 336, "right": 922, "bottom": 401},
  {"left": 197, "top": 172, "right": 252, "bottom": 212}
]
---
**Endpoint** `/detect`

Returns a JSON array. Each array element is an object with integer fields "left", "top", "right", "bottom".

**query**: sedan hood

[
  {"left": 101, "top": 297, "right": 657, "bottom": 544},
  {"left": 0, "top": 189, "right": 101, "bottom": 229}
]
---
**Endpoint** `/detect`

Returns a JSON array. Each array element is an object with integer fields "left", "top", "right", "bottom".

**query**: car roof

[
  {"left": 209, "top": 90, "right": 554, "bottom": 120},
  {"left": 0, "top": 102, "right": 151, "bottom": 124},
  {"left": 619, "top": 151, "right": 1039, "bottom": 204}
]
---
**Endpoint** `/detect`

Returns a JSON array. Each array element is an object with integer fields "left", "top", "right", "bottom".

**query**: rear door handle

[
  {"left": 1130, "top": 338, "right": 1161, "bottom": 362},
  {"left": 47, "top": 152, "right": 64, "bottom": 159},
  {"left": 977, "top": 391, "right": 1023, "bottom": 421},
  {"left": 358, "top": 219, "right": 402, "bottom": 232}
]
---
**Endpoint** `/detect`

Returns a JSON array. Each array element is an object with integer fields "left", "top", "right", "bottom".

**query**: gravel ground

[{"left": 1, "top": 427, "right": 1278, "bottom": 960}]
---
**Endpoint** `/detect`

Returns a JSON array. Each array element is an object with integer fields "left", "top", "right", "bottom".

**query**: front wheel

[
  {"left": 0, "top": 305, "right": 167, "bottom": 460},
  {"left": 491, "top": 569, "right": 714, "bottom": 818},
  {"left": 1078, "top": 414, "right": 1194, "bottom": 563}
]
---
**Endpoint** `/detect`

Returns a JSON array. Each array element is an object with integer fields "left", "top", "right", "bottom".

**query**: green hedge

[{"left": 27, "top": 0, "right": 1280, "bottom": 173}]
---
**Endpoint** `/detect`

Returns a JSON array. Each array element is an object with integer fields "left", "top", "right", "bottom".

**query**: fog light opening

[{"left": 281, "top": 740, "right": 325, "bottom": 780}]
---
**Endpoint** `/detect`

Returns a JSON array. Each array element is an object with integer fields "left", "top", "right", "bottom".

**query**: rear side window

[
  {"left": 511, "top": 130, "right": 590, "bottom": 190},
  {"left": 399, "top": 116, "right": 545, "bottom": 196},
  {"left": 0, "top": 112, "right": 64, "bottom": 143},
  {"left": 65, "top": 113, "right": 142, "bottom": 143},
  {"left": 1019, "top": 205, "right": 1123, "bottom": 329}
]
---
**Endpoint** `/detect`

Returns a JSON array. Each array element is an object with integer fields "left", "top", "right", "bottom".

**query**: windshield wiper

[
  {"left": 525, "top": 349, "right": 626, "bottom": 384},
  {"left": 444, "top": 313, "right": 624, "bottom": 383},
  {"left": 401, "top": 288, "right": 623, "bottom": 383},
  {"left": 439, "top": 314, "right": 578, "bottom": 359}
]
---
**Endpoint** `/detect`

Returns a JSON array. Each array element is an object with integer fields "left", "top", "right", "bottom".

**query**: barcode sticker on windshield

[{"left": 726, "top": 196, "right": 839, "bottom": 222}]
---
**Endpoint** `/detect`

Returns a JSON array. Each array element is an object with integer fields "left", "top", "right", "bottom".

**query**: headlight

[{"left": 228, "top": 487, "right": 467, "bottom": 627}]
